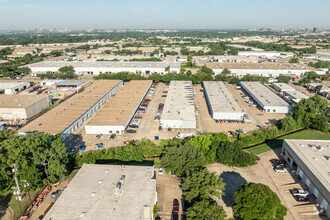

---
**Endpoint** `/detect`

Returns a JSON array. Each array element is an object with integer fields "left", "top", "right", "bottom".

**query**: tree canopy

[{"left": 233, "top": 183, "right": 287, "bottom": 220}]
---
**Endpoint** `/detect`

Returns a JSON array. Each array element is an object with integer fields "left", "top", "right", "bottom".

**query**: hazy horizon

[{"left": 0, "top": 0, "right": 329, "bottom": 30}]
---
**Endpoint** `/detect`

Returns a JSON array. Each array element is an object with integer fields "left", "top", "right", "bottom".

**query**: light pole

[
  {"left": 13, "top": 189, "right": 23, "bottom": 214},
  {"left": 22, "top": 180, "right": 32, "bottom": 204}
]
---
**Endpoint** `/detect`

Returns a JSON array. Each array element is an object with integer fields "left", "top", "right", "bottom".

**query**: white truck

[{"left": 176, "top": 132, "right": 195, "bottom": 139}]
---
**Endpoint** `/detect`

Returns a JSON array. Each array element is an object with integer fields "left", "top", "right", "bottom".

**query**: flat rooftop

[
  {"left": 272, "top": 83, "right": 296, "bottom": 92},
  {"left": 0, "top": 81, "right": 30, "bottom": 90},
  {"left": 284, "top": 139, "right": 330, "bottom": 193},
  {"left": 26, "top": 61, "right": 180, "bottom": 69},
  {"left": 285, "top": 90, "right": 309, "bottom": 100},
  {"left": 87, "top": 80, "right": 151, "bottom": 126},
  {"left": 206, "top": 62, "right": 319, "bottom": 71},
  {"left": 240, "top": 82, "right": 289, "bottom": 107},
  {"left": 54, "top": 81, "right": 86, "bottom": 87},
  {"left": 203, "top": 81, "right": 244, "bottom": 113},
  {"left": 43, "top": 164, "right": 156, "bottom": 220},
  {"left": 18, "top": 80, "right": 122, "bottom": 134},
  {"left": 161, "top": 81, "right": 196, "bottom": 122},
  {"left": 0, "top": 94, "right": 49, "bottom": 108},
  {"left": 212, "top": 55, "right": 257, "bottom": 59}
]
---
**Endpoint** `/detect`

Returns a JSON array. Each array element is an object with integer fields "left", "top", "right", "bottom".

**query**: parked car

[
  {"left": 243, "top": 96, "right": 250, "bottom": 99},
  {"left": 156, "top": 110, "right": 163, "bottom": 114},
  {"left": 126, "top": 129, "right": 137, "bottom": 133},
  {"left": 155, "top": 216, "right": 161, "bottom": 220},
  {"left": 168, "top": 127, "right": 172, "bottom": 131},
  {"left": 158, "top": 167, "right": 163, "bottom": 176},
  {"left": 96, "top": 134, "right": 102, "bottom": 139},
  {"left": 291, "top": 189, "right": 310, "bottom": 197},
  {"left": 272, "top": 159, "right": 285, "bottom": 165},
  {"left": 159, "top": 126, "right": 162, "bottom": 131},
  {"left": 294, "top": 195, "right": 309, "bottom": 202},
  {"left": 173, "top": 199, "right": 179, "bottom": 213},
  {"left": 172, "top": 213, "right": 178, "bottom": 220},
  {"left": 250, "top": 104, "right": 257, "bottom": 107},
  {"left": 110, "top": 134, "right": 116, "bottom": 140},
  {"left": 144, "top": 99, "right": 151, "bottom": 101},
  {"left": 161, "top": 95, "right": 167, "bottom": 97},
  {"left": 135, "top": 115, "right": 143, "bottom": 119},
  {"left": 274, "top": 166, "right": 287, "bottom": 173},
  {"left": 129, "top": 124, "right": 139, "bottom": 128}
]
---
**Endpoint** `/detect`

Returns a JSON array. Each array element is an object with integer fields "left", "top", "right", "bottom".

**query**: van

[{"left": 196, "top": 106, "right": 199, "bottom": 111}]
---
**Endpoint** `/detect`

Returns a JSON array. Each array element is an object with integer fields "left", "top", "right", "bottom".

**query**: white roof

[
  {"left": 272, "top": 83, "right": 295, "bottom": 92},
  {"left": 203, "top": 81, "right": 244, "bottom": 113},
  {"left": 240, "top": 82, "right": 290, "bottom": 107},
  {"left": 284, "top": 139, "right": 330, "bottom": 193},
  {"left": 43, "top": 164, "right": 156, "bottom": 220},
  {"left": 26, "top": 61, "right": 180, "bottom": 69},
  {"left": 284, "top": 90, "right": 309, "bottom": 100},
  {"left": 0, "top": 82, "right": 30, "bottom": 90},
  {"left": 161, "top": 81, "right": 196, "bottom": 122}
]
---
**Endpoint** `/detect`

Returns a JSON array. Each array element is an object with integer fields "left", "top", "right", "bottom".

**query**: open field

[{"left": 247, "top": 130, "right": 330, "bottom": 155}]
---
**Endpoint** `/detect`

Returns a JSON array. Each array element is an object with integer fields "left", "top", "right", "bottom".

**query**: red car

[{"left": 172, "top": 199, "right": 179, "bottom": 213}]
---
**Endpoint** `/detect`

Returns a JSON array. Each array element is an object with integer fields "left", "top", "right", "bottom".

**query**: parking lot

[
  {"left": 208, "top": 148, "right": 324, "bottom": 220},
  {"left": 194, "top": 83, "right": 287, "bottom": 135},
  {"left": 156, "top": 168, "right": 183, "bottom": 220}
]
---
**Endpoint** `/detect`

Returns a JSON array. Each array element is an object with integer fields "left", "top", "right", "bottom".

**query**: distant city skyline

[{"left": 0, "top": 0, "right": 329, "bottom": 30}]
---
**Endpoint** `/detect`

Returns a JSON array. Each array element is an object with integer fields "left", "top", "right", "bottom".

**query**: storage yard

[
  {"left": 85, "top": 80, "right": 152, "bottom": 135},
  {"left": 18, "top": 80, "right": 122, "bottom": 138}
]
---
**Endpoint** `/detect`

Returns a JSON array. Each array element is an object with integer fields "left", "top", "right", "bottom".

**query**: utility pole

[{"left": 12, "top": 164, "right": 21, "bottom": 193}]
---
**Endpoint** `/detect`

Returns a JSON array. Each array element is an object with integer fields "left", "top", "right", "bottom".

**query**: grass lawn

[
  {"left": 247, "top": 130, "right": 330, "bottom": 155},
  {"left": 0, "top": 189, "right": 40, "bottom": 219}
]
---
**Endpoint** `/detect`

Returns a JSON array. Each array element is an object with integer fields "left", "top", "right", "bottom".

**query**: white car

[
  {"left": 291, "top": 189, "right": 310, "bottom": 197},
  {"left": 158, "top": 167, "right": 163, "bottom": 176},
  {"left": 274, "top": 167, "right": 287, "bottom": 173}
]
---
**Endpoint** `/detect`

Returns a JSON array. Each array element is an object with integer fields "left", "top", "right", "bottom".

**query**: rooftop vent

[
  {"left": 80, "top": 212, "right": 86, "bottom": 217},
  {"left": 91, "top": 192, "right": 96, "bottom": 197},
  {"left": 98, "top": 179, "right": 103, "bottom": 184},
  {"left": 104, "top": 169, "right": 109, "bottom": 174}
]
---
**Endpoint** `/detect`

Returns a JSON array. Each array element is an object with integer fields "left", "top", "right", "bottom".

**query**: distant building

[
  {"left": 210, "top": 55, "right": 258, "bottom": 64},
  {"left": 0, "top": 60, "right": 9, "bottom": 65},
  {"left": 281, "top": 139, "right": 330, "bottom": 218},
  {"left": 0, "top": 82, "right": 31, "bottom": 94},
  {"left": 26, "top": 61, "right": 180, "bottom": 76},
  {"left": 43, "top": 164, "right": 157, "bottom": 220},
  {"left": 313, "top": 27, "right": 320, "bottom": 33},
  {"left": 238, "top": 51, "right": 294, "bottom": 58}
]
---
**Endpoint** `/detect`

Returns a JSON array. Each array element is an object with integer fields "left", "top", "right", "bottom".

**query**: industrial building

[
  {"left": 18, "top": 80, "right": 122, "bottom": 139},
  {"left": 272, "top": 83, "right": 296, "bottom": 93},
  {"left": 281, "top": 139, "right": 330, "bottom": 218},
  {"left": 240, "top": 82, "right": 291, "bottom": 113},
  {"left": 0, "top": 94, "right": 51, "bottom": 120},
  {"left": 207, "top": 63, "right": 324, "bottom": 77},
  {"left": 238, "top": 51, "right": 294, "bottom": 58},
  {"left": 0, "top": 82, "right": 31, "bottom": 94},
  {"left": 283, "top": 90, "right": 309, "bottom": 104},
  {"left": 85, "top": 80, "right": 152, "bottom": 135},
  {"left": 26, "top": 61, "right": 181, "bottom": 76},
  {"left": 210, "top": 55, "right": 258, "bottom": 63},
  {"left": 160, "top": 81, "right": 196, "bottom": 129},
  {"left": 43, "top": 164, "right": 157, "bottom": 220},
  {"left": 203, "top": 81, "right": 245, "bottom": 121}
]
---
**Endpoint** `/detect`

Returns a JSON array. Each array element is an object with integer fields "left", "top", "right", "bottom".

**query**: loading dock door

[
  {"left": 298, "top": 170, "right": 303, "bottom": 178},
  {"left": 313, "top": 188, "right": 319, "bottom": 198},
  {"left": 305, "top": 178, "right": 311, "bottom": 187},
  {"left": 321, "top": 199, "right": 328, "bottom": 211}
]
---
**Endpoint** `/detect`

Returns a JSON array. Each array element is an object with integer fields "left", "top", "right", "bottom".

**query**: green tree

[
  {"left": 315, "top": 85, "right": 323, "bottom": 94},
  {"left": 299, "top": 77, "right": 311, "bottom": 85},
  {"left": 221, "top": 68, "right": 231, "bottom": 75},
  {"left": 182, "top": 169, "right": 225, "bottom": 202},
  {"left": 276, "top": 75, "right": 291, "bottom": 83},
  {"left": 160, "top": 143, "right": 205, "bottom": 177},
  {"left": 186, "top": 199, "right": 227, "bottom": 220},
  {"left": 289, "top": 57, "right": 299, "bottom": 63},
  {"left": 233, "top": 183, "right": 287, "bottom": 220}
]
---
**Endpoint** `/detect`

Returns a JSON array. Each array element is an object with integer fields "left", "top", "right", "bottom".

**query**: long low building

[
  {"left": 272, "top": 83, "right": 296, "bottom": 93},
  {"left": 281, "top": 139, "right": 330, "bottom": 218},
  {"left": 18, "top": 80, "right": 122, "bottom": 139},
  {"left": 26, "top": 61, "right": 181, "bottom": 76},
  {"left": 43, "top": 164, "right": 157, "bottom": 220},
  {"left": 210, "top": 55, "right": 258, "bottom": 63},
  {"left": 85, "top": 80, "right": 152, "bottom": 135},
  {"left": 160, "top": 81, "right": 196, "bottom": 129},
  {"left": 203, "top": 81, "right": 245, "bottom": 121},
  {"left": 240, "top": 82, "right": 291, "bottom": 113},
  {"left": 207, "top": 63, "right": 324, "bottom": 78},
  {"left": 283, "top": 90, "right": 309, "bottom": 104},
  {"left": 0, "top": 94, "right": 51, "bottom": 120},
  {"left": 0, "top": 82, "right": 31, "bottom": 94},
  {"left": 238, "top": 51, "right": 294, "bottom": 58}
]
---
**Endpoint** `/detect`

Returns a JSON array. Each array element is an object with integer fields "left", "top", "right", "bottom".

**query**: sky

[{"left": 0, "top": 0, "right": 329, "bottom": 30}]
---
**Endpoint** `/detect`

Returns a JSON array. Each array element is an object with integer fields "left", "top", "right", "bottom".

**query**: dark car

[
  {"left": 135, "top": 115, "right": 143, "bottom": 119},
  {"left": 155, "top": 216, "right": 161, "bottom": 220},
  {"left": 110, "top": 134, "right": 116, "bottom": 140},
  {"left": 126, "top": 129, "right": 137, "bottom": 133},
  {"left": 129, "top": 125, "right": 139, "bottom": 128},
  {"left": 172, "top": 212, "right": 178, "bottom": 220},
  {"left": 161, "top": 95, "right": 167, "bottom": 97},
  {"left": 144, "top": 99, "right": 151, "bottom": 101},
  {"left": 159, "top": 126, "right": 162, "bottom": 131},
  {"left": 273, "top": 159, "right": 285, "bottom": 165},
  {"left": 96, "top": 134, "right": 102, "bottom": 139},
  {"left": 294, "top": 195, "right": 309, "bottom": 202},
  {"left": 173, "top": 199, "right": 179, "bottom": 213},
  {"left": 141, "top": 104, "right": 148, "bottom": 107}
]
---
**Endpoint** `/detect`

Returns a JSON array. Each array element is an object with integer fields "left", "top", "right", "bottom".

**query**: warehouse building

[
  {"left": 272, "top": 83, "right": 296, "bottom": 93},
  {"left": 0, "top": 94, "right": 51, "bottom": 120},
  {"left": 238, "top": 51, "right": 294, "bottom": 58},
  {"left": 210, "top": 55, "right": 258, "bottom": 63},
  {"left": 18, "top": 80, "right": 122, "bottom": 139},
  {"left": 0, "top": 82, "right": 31, "bottom": 94},
  {"left": 283, "top": 90, "right": 309, "bottom": 104},
  {"left": 26, "top": 61, "right": 181, "bottom": 76},
  {"left": 85, "top": 80, "right": 152, "bottom": 135},
  {"left": 281, "top": 139, "right": 330, "bottom": 218},
  {"left": 43, "top": 164, "right": 157, "bottom": 220},
  {"left": 207, "top": 63, "right": 324, "bottom": 78},
  {"left": 203, "top": 81, "right": 245, "bottom": 121},
  {"left": 240, "top": 82, "right": 291, "bottom": 113},
  {"left": 160, "top": 81, "right": 196, "bottom": 128}
]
